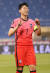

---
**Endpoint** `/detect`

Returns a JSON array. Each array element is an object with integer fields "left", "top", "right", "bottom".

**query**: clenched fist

[{"left": 35, "top": 18, "right": 40, "bottom": 25}]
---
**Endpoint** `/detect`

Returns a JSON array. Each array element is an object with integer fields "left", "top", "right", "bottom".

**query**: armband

[{"left": 34, "top": 25, "right": 38, "bottom": 32}]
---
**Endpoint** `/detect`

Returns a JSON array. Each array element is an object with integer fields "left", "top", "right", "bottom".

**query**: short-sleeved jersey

[{"left": 11, "top": 18, "right": 36, "bottom": 46}]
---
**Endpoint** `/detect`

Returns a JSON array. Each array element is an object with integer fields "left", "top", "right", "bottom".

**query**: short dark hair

[{"left": 18, "top": 2, "right": 29, "bottom": 10}]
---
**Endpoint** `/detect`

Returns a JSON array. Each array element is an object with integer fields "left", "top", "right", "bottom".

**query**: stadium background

[{"left": 0, "top": 0, "right": 50, "bottom": 73}]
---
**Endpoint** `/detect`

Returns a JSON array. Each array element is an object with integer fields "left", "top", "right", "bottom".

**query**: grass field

[{"left": 0, "top": 54, "right": 50, "bottom": 73}]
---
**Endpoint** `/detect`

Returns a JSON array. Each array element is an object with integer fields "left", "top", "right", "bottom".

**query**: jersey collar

[{"left": 20, "top": 17, "right": 29, "bottom": 21}]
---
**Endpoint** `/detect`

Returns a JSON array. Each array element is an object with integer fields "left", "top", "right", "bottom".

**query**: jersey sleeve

[
  {"left": 10, "top": 20, "right": 16, "bottom": 28},
  {"left": 31, "top": 20, "right": 38, "bottom": 32}
]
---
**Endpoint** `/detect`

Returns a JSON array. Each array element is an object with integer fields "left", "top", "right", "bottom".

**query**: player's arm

[
  {"left": 34, "top": 18, "right": 41, "bottom": 36},
  {"left": 8, "top": 25, "right": 19, "bottom": 37},
  {"left": 8, "top": 20, "right": 22, "bottom": 37}
]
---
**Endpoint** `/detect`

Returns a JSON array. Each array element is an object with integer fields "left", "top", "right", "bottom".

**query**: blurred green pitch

[{"left": 0, "top": 54, "right": 50, "bottom": 73}]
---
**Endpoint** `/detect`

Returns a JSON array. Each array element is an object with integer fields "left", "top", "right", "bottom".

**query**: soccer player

[{"left": 8, "top": 2, "right": 41, "bottom": 73}]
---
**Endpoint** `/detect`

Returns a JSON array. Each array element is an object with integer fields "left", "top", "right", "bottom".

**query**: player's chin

[{"left": 24, "top": 13, "right": 28, "bottom": 16}]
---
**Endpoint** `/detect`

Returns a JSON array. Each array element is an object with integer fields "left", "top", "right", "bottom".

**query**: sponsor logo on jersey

[{"left": 30, "top": 24, "right": 32, "bottom": 28}]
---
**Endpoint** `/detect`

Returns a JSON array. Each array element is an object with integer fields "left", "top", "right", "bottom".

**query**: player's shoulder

[
  {"left": 28, "top": 18, "right": 34, "bottom": 22},
  {"left": 13, "top": 18, "right": 20, "bottom": 22},
  {"left": 11, "top": 18, "right": 20, "bottom": 25},
  {"left": 28, "top": 18, "right": 35, "bottom": 23}
]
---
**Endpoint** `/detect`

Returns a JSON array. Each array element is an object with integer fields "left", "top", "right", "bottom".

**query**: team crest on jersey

[
  {"left": 30, "top": 24, "right": 32, "bottom": 28},
  {"left": 19, "top": 60, "right": 22, "bottom": 63}
]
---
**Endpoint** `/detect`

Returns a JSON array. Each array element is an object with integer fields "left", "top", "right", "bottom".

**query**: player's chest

[
  {"left": 17, "top": 22, "right": 33, "bottom": 35},
  {"left": 20, "top": 22, "right": 33, "bottom": 30}
]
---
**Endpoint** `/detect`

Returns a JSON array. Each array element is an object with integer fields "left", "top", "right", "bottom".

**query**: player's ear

[{"left": 19, "top": 9, "right": 21, "bottom": 13}]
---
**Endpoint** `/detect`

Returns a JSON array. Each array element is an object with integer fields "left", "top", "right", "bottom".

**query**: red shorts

[{"left": 15, "top": 45, "right": 36, "bottom": 67}]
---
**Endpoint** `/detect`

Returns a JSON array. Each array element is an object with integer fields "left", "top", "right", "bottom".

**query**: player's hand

[
  {"left": 35, "top": 18, "right": 40, "bottom": 25},
  {"left": 18, "top": 19, "right": 22, "bottom": 27}
]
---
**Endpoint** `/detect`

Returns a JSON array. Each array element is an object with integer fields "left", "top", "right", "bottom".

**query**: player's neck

[{"left": 21, "top": 15, "right": 28, "bottom": 21}]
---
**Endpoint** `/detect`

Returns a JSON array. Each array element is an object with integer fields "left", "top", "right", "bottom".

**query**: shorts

[{"left": 15, "top": 45, "right": 36, "bottom": 67}]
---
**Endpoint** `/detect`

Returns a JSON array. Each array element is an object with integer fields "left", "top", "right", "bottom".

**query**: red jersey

[{"left": 11, "top": 18, "right": 36, "bottom": 46}]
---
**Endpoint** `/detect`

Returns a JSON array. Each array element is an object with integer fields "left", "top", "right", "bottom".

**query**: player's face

[{"left": 19, "top": 5, "right": 29, "bottom": 16}]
